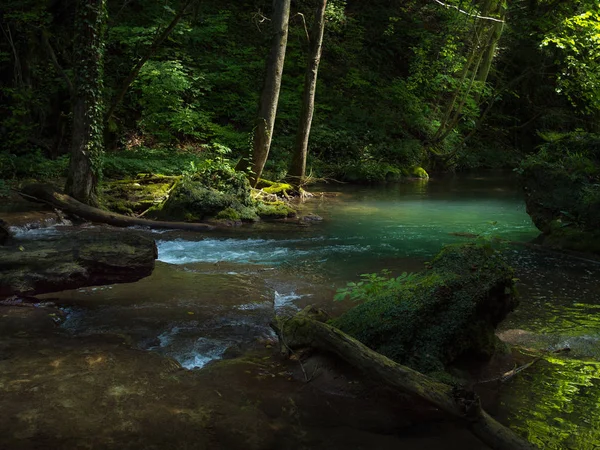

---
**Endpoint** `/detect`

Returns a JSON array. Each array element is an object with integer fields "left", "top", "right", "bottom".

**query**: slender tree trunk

[
  {"left": 236, "top": 0, "right": 291, "bottom": 186},
  {"left": 288, "top": 0, "right": 327, "bottom": 187},
  {"left": 475, "top": 0, "right": 506, "bottom": 102},
  {"left": 65, "top": 0, "right": 107, "bottom": 206},
  {"left": 429, "top": 0, "right": 505, "bottom": 153}
]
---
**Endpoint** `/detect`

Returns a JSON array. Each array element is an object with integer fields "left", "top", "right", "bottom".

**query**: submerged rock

[
  {"left": 333, "top": 244, "right": 517, "bottom": 373},
  {"left": 0, "top": 231, "right": 157, "bottom": 298}
]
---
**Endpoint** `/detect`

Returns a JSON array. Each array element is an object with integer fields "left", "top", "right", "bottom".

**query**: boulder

[{"left": 0, "top": 230, "right": 157, "bottom": 298}]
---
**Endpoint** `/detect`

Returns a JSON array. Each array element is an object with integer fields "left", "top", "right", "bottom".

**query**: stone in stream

[{"left": 0, "top": 230, "right": 157, "bottom": 298}]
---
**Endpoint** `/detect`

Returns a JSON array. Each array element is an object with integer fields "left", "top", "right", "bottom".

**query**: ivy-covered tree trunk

[
  {"left": 237, "top": 0, "right": 291, "bottom": 187},
  {"left": 65, "top": 0, "right": 107, "bottom": 206},
  {"left": 288, "top": 0, "right": 327, "bottom": 188}
]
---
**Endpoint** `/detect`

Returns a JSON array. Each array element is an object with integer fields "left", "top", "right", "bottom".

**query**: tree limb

[
  {"left": 432, "top": 0, "right": 505, "bottom": 23},
  {"left": 104, "top": 0, "right": 196, "bottom": 124},
  {"left": 41, "top": 31, "right": 74, "bottom": 97}
]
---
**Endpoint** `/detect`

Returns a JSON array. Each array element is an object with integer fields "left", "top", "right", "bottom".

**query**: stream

[{"left": 11, "top": 173, "right": 600, "bottom": 449}]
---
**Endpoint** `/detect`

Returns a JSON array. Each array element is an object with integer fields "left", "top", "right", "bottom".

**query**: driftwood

[
  {"left": 19, "top": 184, "right": 217, "bottom": 232},
  {"left": 273, "top": 308, "right": 536, "bottom": 450},
  {"left": 0, "top": 231, "right": 157, "bottom": 298}
]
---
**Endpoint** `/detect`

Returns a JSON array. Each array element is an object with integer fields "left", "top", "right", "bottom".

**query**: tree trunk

[
  {"left": 475, "top": 0, "right": 506, "bottom": 102},
  {"left": 236, "top": 0, "right": 291, "bottom": 187},
  {"left": 288, "top": 0, "right": 327, "bottom": 187},
  {"left": 273, "top": 308, "right": 537, "bottom": 450},
  {"left": 20, "top": 184, "right": 217, "bottom": 232},
  {"left": 65, "top": 0, "right": 107, "bottom": 206}
]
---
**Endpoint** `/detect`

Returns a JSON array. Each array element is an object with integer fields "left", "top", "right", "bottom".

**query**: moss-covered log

[
  {"left": 333, "top": 244, "right": 517, "bottom": 373},
  {"left": 274, "top": 308, "right": 535, "bottom": 450},
  {"left": 19, "top": 183, "right": 217, "bottom": 231},
  {"left": 0, "top": 231, "right": 157, "bottom": 298}
]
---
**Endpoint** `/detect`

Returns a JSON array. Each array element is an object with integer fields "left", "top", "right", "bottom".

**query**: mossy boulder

[
  {"left": 333, "top": 244, "right": 517, "bottom": 373},
  {"left": 157, "top": 180, "right": 240, "bottom": 221},
  {"left": 155, "top": 171, "right": 258, "bottom": 221},
  {"left": 102, "top": 175, "right": 180, "bottom": 215},
  {"left": 411, "top": 166, "right": 429, "bottom": 179},
  {"left": 256, "top": 201, "right": 296, "bottom": 219},
  {"left": 520, "top": 133, "right": 600, "bottom": 254}
]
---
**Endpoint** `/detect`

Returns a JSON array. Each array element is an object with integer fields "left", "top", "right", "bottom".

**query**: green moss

[
  {"left": 102, "top": 176, "right": 180, "bottom": 215},
  {"left": 256, "top": 179, "right": 294, "bottom": 196},
  {"left": 256, "top": 202, "right": 296, "bottom": 219},
  {"left": 215, "top": 207, "right": 241, "bottom": 221},
  {"left": 411, "top": 166, "right": 429, "bottom": 179},
  {"left": 333, "top": 244, "right": 517, "bottom": 374},
  {"left": 157, "top": 180, "right": 238, "bottom": 220}
]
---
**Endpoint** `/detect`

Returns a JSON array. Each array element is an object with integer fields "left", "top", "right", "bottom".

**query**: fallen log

[
  {"left": 273, "top": 308, "right": 536, "bottom": 450},
  {"left": 0, "top": 230, "right": 157, "bottom": 298},
  {"left": 19, "top": 183, "right": 217, "bottom": 232}
]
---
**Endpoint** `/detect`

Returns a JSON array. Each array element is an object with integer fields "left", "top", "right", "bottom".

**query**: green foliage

[
  {"left": 132, "top": 60, "right": 212, "bottom": 142},
  {"left": 541, "top": 9, "right": 600, "bottom": 113},
  {"left": 102, "top": 147, "right": 205, "bottom": 179},
  {"left": 0, "top": 151, "right": 68, "bottom": 180},
  {"left": 334, "top": 270, "right": 416, "bottom": 302},
  {"left": 518, "top": 132, "right": 600, "bottom": 253}
]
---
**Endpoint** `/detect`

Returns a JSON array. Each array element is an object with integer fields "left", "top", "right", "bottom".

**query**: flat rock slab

[{"left": 0, "top": 230, "right": 157, "bottom": 298}]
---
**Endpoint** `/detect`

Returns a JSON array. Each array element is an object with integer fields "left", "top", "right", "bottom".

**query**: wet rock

[{"left": 0, "top": 231, "right": 157, "bottom": 298}]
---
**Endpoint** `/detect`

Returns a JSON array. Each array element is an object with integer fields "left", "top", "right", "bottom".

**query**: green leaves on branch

[
  {"left": 334, "top": 270, "right": 416, "bottom": 302},
  {"left": 541, "top": 9, "right": 600, "bottom": 113}
]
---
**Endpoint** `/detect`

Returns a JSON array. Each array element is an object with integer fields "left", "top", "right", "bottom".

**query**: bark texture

[
  {"left": 237, "top": 0, "right": 291, "bottom": 186},
  {"left": 274, "top": 308, "right": 536, "bottom": 450},
  {"left": 288, "top": 0, "right": 327, "bottom": 186},
  {"left": 65, "top": 0, "right": 107, "bottom": 206},
  {"left": 0, "top": 231, "right": 156, "bottom": 298}
]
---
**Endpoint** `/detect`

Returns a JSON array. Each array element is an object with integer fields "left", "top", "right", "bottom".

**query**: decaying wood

[
  {"left": 19, "top": 183, "right": 217, "bottom": 232},
  {"left": 273, "top": 308, "right": 536, "bottom": 450}
]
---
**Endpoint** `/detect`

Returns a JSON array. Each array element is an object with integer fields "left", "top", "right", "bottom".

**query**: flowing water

[{"left": 16, "top": 173, "right": 600, "bottom": 448}]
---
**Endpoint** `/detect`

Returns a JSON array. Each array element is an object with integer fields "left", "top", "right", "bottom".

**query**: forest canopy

[{"left": 0, "top": 0, "right": 598, "bottom": 199}]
